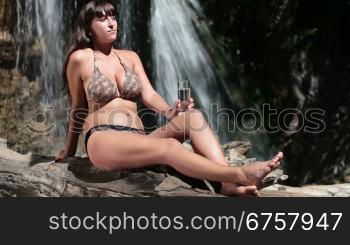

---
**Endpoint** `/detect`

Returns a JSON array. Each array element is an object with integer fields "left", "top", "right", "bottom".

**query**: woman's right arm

[{"left": 55, "top": 51, "right": 88, "bottom": 161}]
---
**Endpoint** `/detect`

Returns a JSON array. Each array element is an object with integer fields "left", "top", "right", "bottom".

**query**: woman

[{"left": 55, "top": 0, "right": 283, "bottom": 196}]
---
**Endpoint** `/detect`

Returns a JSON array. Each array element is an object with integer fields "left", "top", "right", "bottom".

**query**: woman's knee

[
  {"left": 184, "top": 109, "right": 207, "bottom": 123},
  {"left": 172, "top": 109, "right": 204, "bottom": 125},
  {"left": 180, "top": 109, "right": 208, "bottom": 133},
  {"left": 163, "top": 138, "right": 182, "bottom": 153},
  {"left": 160, "top": 138, "right": 183, "bottom": 163}
]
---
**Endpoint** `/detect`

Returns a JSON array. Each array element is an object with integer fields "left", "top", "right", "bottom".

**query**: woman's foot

[
  {"left": 239, "top": 152, "right": 283, "bottom": 188},
  {"left": 217, "top": 152, "right": 283, "bottom": 196},
  {"left": 220, "top": 182, "right": 258, "bottom": 197}
]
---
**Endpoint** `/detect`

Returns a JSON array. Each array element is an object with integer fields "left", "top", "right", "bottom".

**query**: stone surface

[{"left": 261, "top": 183, "right": 350, "bottom": 197}]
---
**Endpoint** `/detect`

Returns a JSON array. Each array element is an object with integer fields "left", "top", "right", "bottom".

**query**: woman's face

[{"left": 90, "top": 12, "right": 118, "bottom": 44}]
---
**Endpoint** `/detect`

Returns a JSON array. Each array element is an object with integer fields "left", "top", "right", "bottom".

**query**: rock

[
  {"left": 155, "top": 175, "right": 192, "bottom": 192},
  {"left": 222, "top": 141, "right": 251, "bottom": 164},
  {"left": 261, "top": 169, "right": 289, "bottom": 188},
  {"left": 222, "top": 141, "right": 251, "bottom": 155},
  {"left": 0, "top": 145, "right": 32, "bottom": 163},
  {"left": 0, "top": 138, "right": 7, "bottom": 148},
  {"left": 261, "top": 183, "right": 350, "bottom": 197}
]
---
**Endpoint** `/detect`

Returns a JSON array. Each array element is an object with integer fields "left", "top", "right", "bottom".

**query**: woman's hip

[{"left": 84, "top": 124, "right": 147, "bottom": 157}]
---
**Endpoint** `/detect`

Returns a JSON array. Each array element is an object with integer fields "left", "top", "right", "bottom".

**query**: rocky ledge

[{"left": 0, "top": 137, "right": 349, "bottom": 197}]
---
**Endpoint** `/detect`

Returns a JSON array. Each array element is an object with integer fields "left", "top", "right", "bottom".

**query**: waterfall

[
  {"left": 33, "top": 0, "right": 64, "bottom": 103},
  {"left": 15, "top": 0, "right": 70, "bottom": 153},
  {"left": 119, "top": 0, "right": 137, "bottom": 49},
  {"left": 34, "top": 0, "right": 68, "bottom": 138},
  {"left": 150, "top": 0, "right": 228, "bottom": 143}
]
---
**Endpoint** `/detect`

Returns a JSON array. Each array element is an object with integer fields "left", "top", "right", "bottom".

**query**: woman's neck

[{"left": 92, "top": 41, "right": 114, "bottom": 55}]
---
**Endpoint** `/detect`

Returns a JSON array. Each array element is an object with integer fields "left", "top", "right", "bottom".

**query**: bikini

[{"left": 84, "top": 50, "right": 146, "bottom": 156}]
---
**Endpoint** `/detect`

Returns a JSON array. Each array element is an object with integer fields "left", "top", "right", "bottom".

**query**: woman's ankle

[{"left": 231, "top": 166, "right": 248, "bottom": 185}]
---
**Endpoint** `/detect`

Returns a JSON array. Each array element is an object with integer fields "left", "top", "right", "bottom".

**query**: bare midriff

[{"left": 82, "top": 97, "right": 144, "bottom": 134}]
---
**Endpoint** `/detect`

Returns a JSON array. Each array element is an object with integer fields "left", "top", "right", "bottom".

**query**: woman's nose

[{"left": 108, "top": 17, "right": 116, "bottom": 26}]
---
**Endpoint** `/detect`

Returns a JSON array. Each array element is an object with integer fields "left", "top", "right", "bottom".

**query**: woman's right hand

[{"left": 55, "top": 148, "right": 72, "bottom": 162}]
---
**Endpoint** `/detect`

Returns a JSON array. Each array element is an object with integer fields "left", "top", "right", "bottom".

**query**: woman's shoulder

[
  {"left": 69, "top": 48, "right": 93, "bottom": 65},
  {"left": 113, "top": 49, "right": 142, "bottom": 69},
  {"left": 113, "top": 48, "right": 139, "bottom": 60}
]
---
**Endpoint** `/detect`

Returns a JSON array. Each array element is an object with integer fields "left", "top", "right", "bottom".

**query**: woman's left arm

[{"left": 131, "top": 51, "right": 194, "bottom": 120}]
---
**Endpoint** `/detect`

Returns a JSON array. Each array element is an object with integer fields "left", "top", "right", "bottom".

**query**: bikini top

[{"left": 86, "top": 50, "right": 142, "bottom": 105}]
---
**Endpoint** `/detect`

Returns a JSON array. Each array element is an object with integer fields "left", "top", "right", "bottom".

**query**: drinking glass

[
  {"left": 177, "top": 80, "right": 191, "bottom": 112},
  {"left": 177, "top": 80, "right": 191, "bottom": 102}
]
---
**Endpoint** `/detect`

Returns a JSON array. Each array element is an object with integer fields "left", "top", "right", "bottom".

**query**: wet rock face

[
  {"left": 0, "top": 1, "right": 24, "bottom": 146},
  {"left": 0, "top": 0, "right": 73, "bottom": 157},
  {"left": 0, "top": 35, "right": 44, "bottom": 156},
  {"left": 0, "top": 0, "right": 16, "bottom": 68}
]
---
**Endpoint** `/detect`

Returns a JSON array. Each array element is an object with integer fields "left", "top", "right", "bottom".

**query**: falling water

[
  {"left": 119, "top": 0, "right": 137, "bottom": 50},
  {"left": 33, "top": 0, "right": 64, "bottom": 104},
  {"left": 150, "top": 0, "right": 228, "bottom": 143},
  {"left": 15, "top": 0, "right": 35, "bottom": 74},
  {"left": 15, "top": 0, "right": 71, "bottom": 154},
  {"left": 34, "top": 0, "right": 68, "bottom": 138}
]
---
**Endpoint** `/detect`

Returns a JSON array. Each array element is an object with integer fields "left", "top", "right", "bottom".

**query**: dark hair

[{"left": 61, "top": 0, "right": 116, "bottom": 99}]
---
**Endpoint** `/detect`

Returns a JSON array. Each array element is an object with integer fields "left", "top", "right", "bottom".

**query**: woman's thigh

[
  {"left": 147, "top": 110, "right": 199, "bottom": 142},
  {"left": 148, "top": 121, "right": 186, "bottom": 142},
  {"left": 148, "top": 109, "right": 207, "bottom": 142},
  {"left": 87, "top": 130, "right": 178, "bottom": 170}
]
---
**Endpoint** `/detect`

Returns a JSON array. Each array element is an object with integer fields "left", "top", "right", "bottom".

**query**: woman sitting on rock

[{"left": 55, "top": 0, "right": 283, "bottom": 196}]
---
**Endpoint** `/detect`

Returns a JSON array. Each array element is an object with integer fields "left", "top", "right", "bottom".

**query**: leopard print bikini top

[{"left": 86, "top": 51, "right": 142, "bottom": 105}]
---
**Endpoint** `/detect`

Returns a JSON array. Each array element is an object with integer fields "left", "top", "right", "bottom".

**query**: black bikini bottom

[
  {"left": 84, "top": 124, "right": 222, "bottom": 194},
  {"left": 84, "top": 124, "right": 146, "bottom": 156}
]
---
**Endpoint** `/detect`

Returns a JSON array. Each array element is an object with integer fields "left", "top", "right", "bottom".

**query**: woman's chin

[{"left": 102, "top": 37, "right": 117, "bottom": 44}]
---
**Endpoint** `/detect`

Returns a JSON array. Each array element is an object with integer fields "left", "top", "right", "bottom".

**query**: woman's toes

[
  {"left": 277, "top": 152, "right": 283, "bottom": 160},
  {"left": 272, "top": 152, "right": 283, "bottom": 161},
  {"left": 268, "top": 160, "right": 280, "bottom": 170},
  {"left": 221, "top": 183, "right": 258, "bottom": 196},
  {"left": 255, "top": 190, "right": 260, "bottom": 197},
  {"left": 245, "top": 185, "right": 257, "bottom": 194},
  {"left": 243, "top": 186, "right": 259, "bottom": 197},
  {"left": 235, "top": 185, "right": 257, "bottom": 196},
  {"left": 268, "top": 160, "right": 276, "bottom": 168}
]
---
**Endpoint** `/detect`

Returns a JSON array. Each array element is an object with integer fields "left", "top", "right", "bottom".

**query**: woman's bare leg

[
  {"left": 149, "top": 109, "right": 227, "bottom": 163},
  {"left": 87, "top": 130, "right": 282, "bottom": 188},
  {"left": 148, "top": 109, "right": 282, "bottom": 195}
]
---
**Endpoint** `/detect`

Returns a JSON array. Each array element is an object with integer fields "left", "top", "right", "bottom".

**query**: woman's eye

[{"left": 99, "top": 16, "right": 116, "bottom": 21}]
